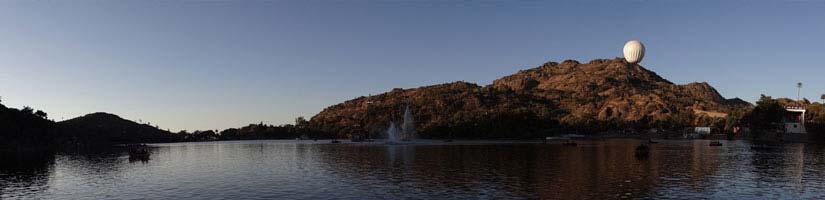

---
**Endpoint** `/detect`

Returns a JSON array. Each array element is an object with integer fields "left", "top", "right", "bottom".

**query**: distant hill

[
  {"left": 59, "top": 112, "right": 181, "bottom": 144},
  {"left": 311, "top": 58, "right": 752, "bottom": 139},
  {"left": 2, "top": 103, "right": 181, "bottom": 150}
]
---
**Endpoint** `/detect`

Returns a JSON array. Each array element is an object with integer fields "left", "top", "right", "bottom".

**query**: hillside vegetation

[{"left": 311, "top": 58, "right": 752, "bottom": 138}]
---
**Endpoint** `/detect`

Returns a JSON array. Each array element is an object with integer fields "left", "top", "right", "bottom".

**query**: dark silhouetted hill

[
  {"left": 58, "top": 112, "right": 181, "bottom": 144},
  {"left": 0, "top": 103, "right": 59, "bottom": 151}
]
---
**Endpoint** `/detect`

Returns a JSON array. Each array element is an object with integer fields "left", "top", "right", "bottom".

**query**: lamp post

[{"left": 797, "top": 82, "right": 802, "bottom": 102}]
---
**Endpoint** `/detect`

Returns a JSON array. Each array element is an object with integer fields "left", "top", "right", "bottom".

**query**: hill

[
  {"left": 0, "top": 103, "right": 59, "bottom": 151},
  {"left": 310, "top": 58, "right": 752, "bottom": 139},
  {"left": 59, "top": 112, "right": 181, "bottom": 144}
]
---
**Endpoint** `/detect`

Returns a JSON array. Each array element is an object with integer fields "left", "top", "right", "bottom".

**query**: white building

[
  {"left": 694, "top": 127, "right": 711, "bottom": 135},
  {"left": 784, "top": 106, "right": 806, "bottom": 134}
]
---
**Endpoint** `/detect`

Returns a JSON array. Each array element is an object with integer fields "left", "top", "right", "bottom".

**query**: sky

[{"left": 1, "top": 0, "right": 824, "bottom": 131}]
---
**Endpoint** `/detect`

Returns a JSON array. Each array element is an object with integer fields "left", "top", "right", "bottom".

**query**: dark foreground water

[{"left": 3, "top": 139, "right": 825, "bottom": 199}]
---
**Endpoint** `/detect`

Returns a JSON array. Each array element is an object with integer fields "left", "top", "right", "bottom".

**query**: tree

[
  {"left": 743, "top": 95, "right": 786, "bottom": 139},
  {"left": 34, "top": 110, "right": 47, "bottom": 119},
  {"left": 295, "top": 116, "right": 309, "bottom": 128},
  {"left": 21, "top": 106, "right": 34, "bottom": 114}
]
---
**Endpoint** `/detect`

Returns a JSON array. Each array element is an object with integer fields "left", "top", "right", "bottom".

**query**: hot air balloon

[{"left": 623, "top": 40, "right": 645, "bottom": 64}]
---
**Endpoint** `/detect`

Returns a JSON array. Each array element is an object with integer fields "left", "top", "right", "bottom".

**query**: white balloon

[{"left": 623, "top": 40, "right": 645, "bottom": 64}]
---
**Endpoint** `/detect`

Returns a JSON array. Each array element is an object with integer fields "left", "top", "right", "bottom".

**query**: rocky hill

[{"left": 311, "top": 58, "right": 752, "bottom": 139}]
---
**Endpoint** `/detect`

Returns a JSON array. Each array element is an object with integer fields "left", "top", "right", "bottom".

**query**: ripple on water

[{"left": 4, "top": 140, "right": 825, "bottom": 199}]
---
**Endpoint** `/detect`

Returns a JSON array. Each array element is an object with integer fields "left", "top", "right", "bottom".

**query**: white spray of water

[{"left": 386, "top": 105, "right": 415, "bottom": 143}]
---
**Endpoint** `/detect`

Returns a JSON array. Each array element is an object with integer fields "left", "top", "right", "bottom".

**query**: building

[
  {"left": 694, "top": 127, "right": 711, "bottom": 135},
  {"left": 784, "top": 106, "right": 806, "bottom": 134}
]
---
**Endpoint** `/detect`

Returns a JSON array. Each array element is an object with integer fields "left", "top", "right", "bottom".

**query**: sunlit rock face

[{"left": 311, "top": 58, "right": 751, "bottom": 138}]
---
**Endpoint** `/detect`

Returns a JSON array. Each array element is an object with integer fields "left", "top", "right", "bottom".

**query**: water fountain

[
  {"left": 401, "top": 105, "right": 416, "bottom": 141},
  {"left": 386, "top": 105, "right": 415, "bottom": 144},
  {"left": 386, "top": 121, "right": 400, "bottom": 144}
]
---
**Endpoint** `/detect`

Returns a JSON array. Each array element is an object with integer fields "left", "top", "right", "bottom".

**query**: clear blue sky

[{"left": 1, "top": 0, "right": 823, "bottom": 131}]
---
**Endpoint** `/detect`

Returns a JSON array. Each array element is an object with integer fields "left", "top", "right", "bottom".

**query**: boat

[
  {"left": 647, "top": 139, "right": 659, "bottom": 144},
  {"left": 127, "top": 144, "right": 150, "bottom": 160},
  {"left": 331, "top": 139, "right": 341, "bottom": 144},
  {"left": 709, "top": 141, "right": 723, "bottom": 146},
  {"left": 562, "top": 140, "right": 578, "bottom": 146}
]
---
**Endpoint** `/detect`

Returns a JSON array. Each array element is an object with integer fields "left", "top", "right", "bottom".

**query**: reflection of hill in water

[
  {"left": 1, "top": 148, "right": 142, "bottom": 198},
  {"left": 309, "top": 140, "right": 821, "bottom": 199},
  {"left": 0, "top": 151, "right": 54, "bottom": 197},
  {"left": 5, "top": 140, "right": 825, "bottom": 199},
  {"left": 312, "top": 144, "right": 544, "bottom": 198},
  {"left": 311, "top": 141, "right": 667, "bottom": 199}
]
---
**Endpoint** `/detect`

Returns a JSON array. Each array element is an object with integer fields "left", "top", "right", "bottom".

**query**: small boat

[
  {"left": 127, "top": 144, "right": 150, "bottom": 161},
  {"left": 709, "top": 141, "right": 723, "bottom": 146},
  {"left": 647, "top": 139, "right": 659, "bottom": 144},
  {"left": 331, "top": 139, "right": 341, "bottom": 144},
  {"left": 129, "top": 148, "right": 149, "bottom": 156},
  {"left": 443, "top": 139, "right": 453, "bottom": 143}
]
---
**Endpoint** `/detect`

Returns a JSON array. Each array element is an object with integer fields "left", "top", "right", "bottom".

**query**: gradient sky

[{"left": 1, "top": 0, "right": 824, "bottom": 131}]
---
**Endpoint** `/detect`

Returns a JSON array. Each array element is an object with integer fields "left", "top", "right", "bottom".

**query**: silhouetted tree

[
  {"left": 21, "top": 106, "right": 34, "bottom": 114},
  {"left": 295, "top": 117, "right": 309, "bottom": 128},
  {"left": 742, "top": 95, "right": 785, "bottom": 139},
  {"left": 34, "top": 110, "right": 47, "bottom": 119}
]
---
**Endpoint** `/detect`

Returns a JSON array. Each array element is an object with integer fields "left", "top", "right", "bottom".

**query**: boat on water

[
  {"left": 709, "top": 141, "right": 723, "bottom": 146},
  {"left": 127, "top": 144, "right": 150, "bottom": 160}
]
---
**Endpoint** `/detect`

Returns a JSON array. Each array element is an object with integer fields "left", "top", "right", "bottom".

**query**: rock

[{"left": 311, "top": 58, "right": 751, "bottom": 138}]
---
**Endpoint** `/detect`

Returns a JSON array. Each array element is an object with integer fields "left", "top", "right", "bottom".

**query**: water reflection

[
  {"left": 3, "top": 140, "right": 825, "bottom": 199},
  {"left": 0, "top": 151, "right": 53, "bottom": 199}
]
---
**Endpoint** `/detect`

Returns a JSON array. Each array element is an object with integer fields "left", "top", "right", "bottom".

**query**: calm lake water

[{"left": 3, "top": 139, "right": 825, "bottom": 199}]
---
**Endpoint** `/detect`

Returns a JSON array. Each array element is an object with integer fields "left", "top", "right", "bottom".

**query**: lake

[{"left": 3, "top": 139, "right": 825, "bottom": 199}]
